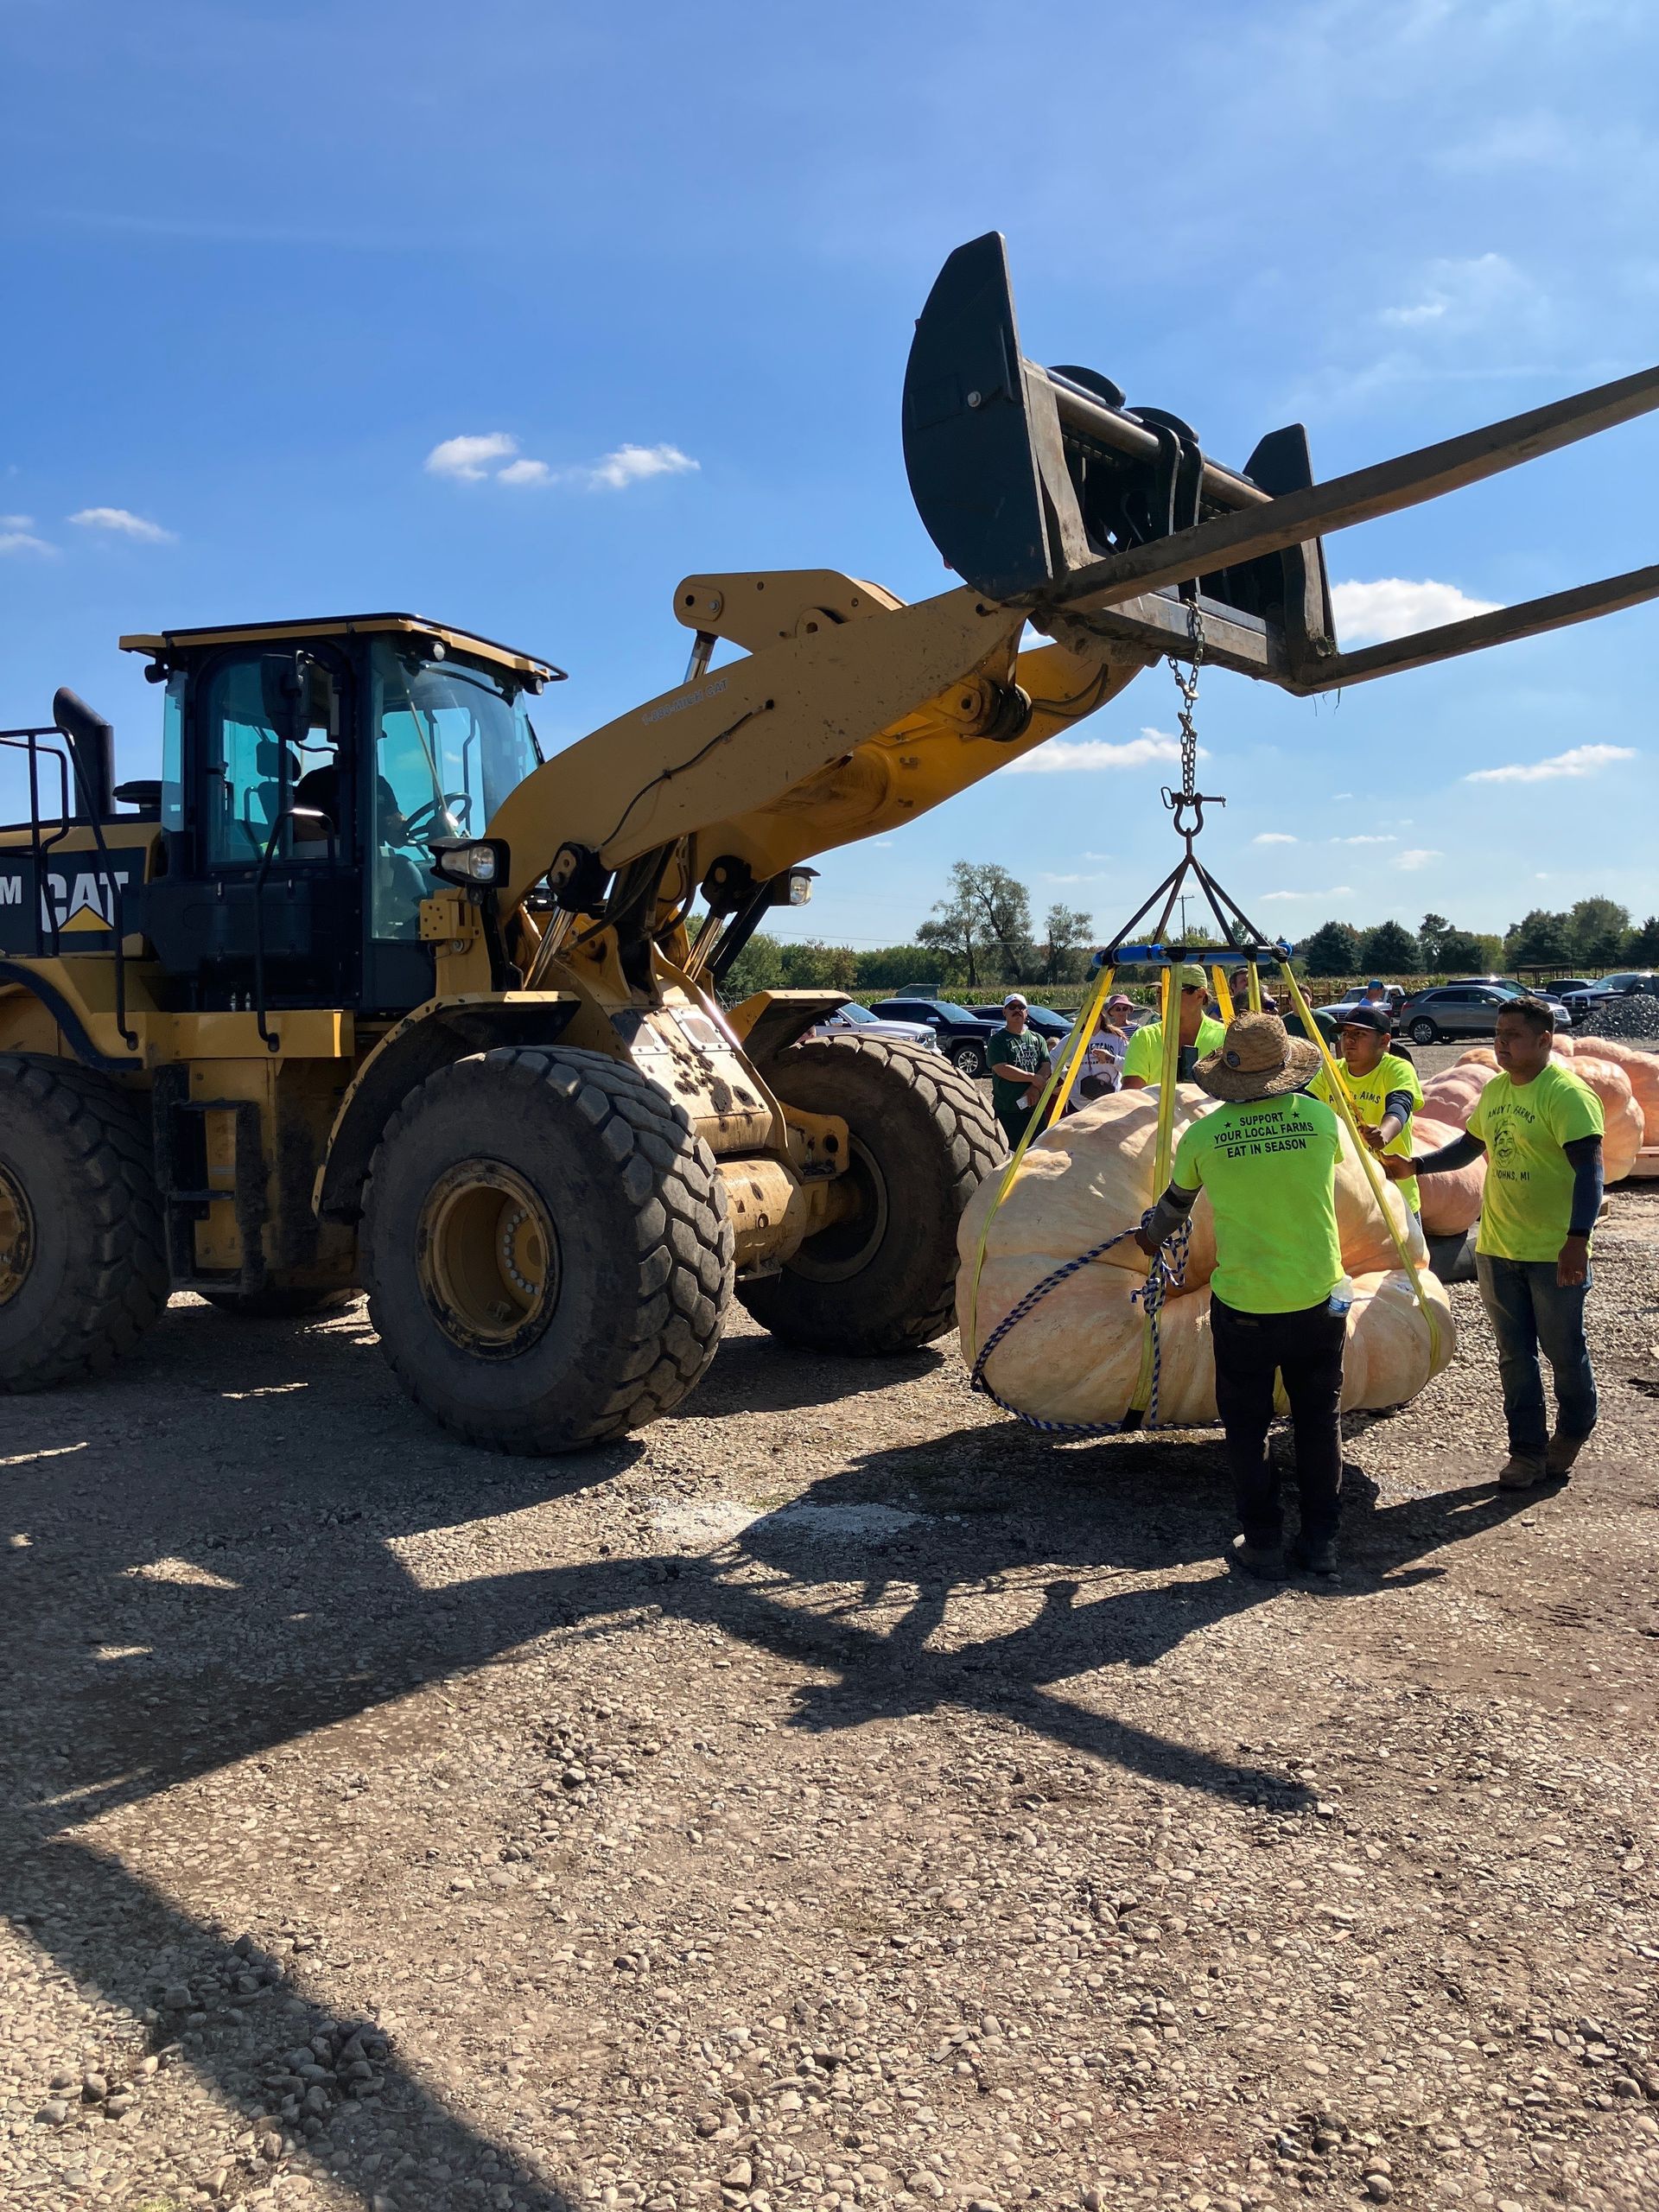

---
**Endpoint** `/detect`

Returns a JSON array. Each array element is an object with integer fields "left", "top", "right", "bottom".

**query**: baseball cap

[
  {"left": 1003, "top": 992, "right": 1027, "bottom": 1009},
  {"left": 1107, "top": 992, "right": 1134, "bottom": 1009},
  {"left": 1338, "top": 1003, "right": 1392, "bottom": 1033},
  {"left": 1176, "top": 963, "right": 1208, "bottom": 991},
  {"left": 1367, "top": 978, "right": 1384, "bottom": 988}
]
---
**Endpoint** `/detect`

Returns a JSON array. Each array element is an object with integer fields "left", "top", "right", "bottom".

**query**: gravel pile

[
  {"left": 1580, "top": 1002, "right": 1659, "bottom": 1044},
  {"left": 3, "top": 1186, "right": 1656, "bottom": 2212}
]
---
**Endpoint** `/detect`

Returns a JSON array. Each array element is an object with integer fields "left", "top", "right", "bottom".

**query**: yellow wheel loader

[{"left": 2, "top": 233, "right": 1654, "bottom": 1450}]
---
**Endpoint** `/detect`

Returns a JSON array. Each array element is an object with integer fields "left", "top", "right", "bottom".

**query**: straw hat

[{"left": 1193, "top": 1010, "right": 1321, "bottom": 1101}]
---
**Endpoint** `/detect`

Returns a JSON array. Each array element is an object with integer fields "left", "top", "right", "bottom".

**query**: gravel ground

[{"left": 3, "top": 1086, "right": 1656, "bottom": 2212}]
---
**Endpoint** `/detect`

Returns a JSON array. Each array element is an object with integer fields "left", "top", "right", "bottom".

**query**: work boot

[
  {"left": 1545, "top": 1430, "right": 1589, "bottom": 1479},
  {"left": 1288, "top": 1535, "right": 1339, "bottom": 1578},
  {"left": 1497, "top": 1452, "right": 1549, "bottom": 1491},
  {"left": 1228, "top": 1535, "right": 1285, "bottom": 1580}
]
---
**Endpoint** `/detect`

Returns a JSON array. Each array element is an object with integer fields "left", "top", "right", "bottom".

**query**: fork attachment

[{"left": 904, "top": 231, "right": 1659, "bottom": 695}]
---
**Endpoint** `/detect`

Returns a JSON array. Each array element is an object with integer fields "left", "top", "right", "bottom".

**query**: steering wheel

[{"left": 401, "top": 791, "right": 473, "bottom": 842}]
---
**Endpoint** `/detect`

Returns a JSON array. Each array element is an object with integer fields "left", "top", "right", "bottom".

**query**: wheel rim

[
  {"left": 787, "top": 1135, "right": 889, "bottom": 1283},
  {"left": 0, "top": 1162, "right": 34, "bottom": 1308},
  {"left": 416, "top": 1160, "right": 560, "bottom": 1355}
]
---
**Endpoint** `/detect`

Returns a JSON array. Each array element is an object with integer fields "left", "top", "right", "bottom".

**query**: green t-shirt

[
  {"left": 1312, "top": 1050, "right": 1424, "bottom": 1211},
  {"left": 1466, "top": 1062, "right": 1605, "bottom": 1262},
  {"left": 1122, "top": 1013, "right": 1227, "bottom": 1087},
  {"left": 1173, "top": 1092, "right": 1344, "bottom": 1315},
  {"left": 988, "top": 1026, "right": 1048, "bottom": 1116}
]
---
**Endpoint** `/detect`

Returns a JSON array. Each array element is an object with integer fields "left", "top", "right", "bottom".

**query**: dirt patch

[{"left": 3, "top": 1189, "right": 1656, "bottom": 2212}]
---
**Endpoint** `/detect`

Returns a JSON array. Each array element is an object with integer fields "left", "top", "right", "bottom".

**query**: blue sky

[{"left": 3, "top": 0, "right": 1656, "bottom": 950}]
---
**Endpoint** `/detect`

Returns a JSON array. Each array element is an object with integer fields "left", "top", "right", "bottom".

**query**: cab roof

[{"left": 118, "top": 613, "right": 565, "bottom": 684}]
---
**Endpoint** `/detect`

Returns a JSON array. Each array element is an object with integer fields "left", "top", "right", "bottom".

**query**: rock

[
  {"left": 81, "top": 2072, "right": 108, "bottom": 2101},
  {"left": 722, "top": 2158, "right": 753, "bottom": 2189},
  {"left": 1363, "top": 2179, "right": 1394, "bottom": 2203},
  {"left": 35, "top": 2099, "right": 69, "bottom": 2126}
]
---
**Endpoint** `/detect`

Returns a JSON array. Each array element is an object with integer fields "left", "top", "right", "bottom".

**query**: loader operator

[
  {"left": 1121, "top": 963, "right": 1227, "bottom": 1089},
  {"left": 1136, "top": 1011, "right": 1348, "bottom": 1580},
  {"left": 291, "top": 763, "right": 439, "bottom": 938}
]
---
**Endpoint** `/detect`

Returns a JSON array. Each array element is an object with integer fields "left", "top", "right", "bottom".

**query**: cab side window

[{"left": 201, "top": 653, "right": 342, "bottom": 868}]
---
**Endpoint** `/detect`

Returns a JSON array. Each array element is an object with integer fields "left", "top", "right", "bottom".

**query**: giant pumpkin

[
  {"left": 1412, "top": 1112, "right": 1486, "bottom": 1236},
  {"left": 1569, "top": 1055, "right": 1643, "bottom": 1183},
  {"left": 958, "top": 1087, "right": 1456, "bottom": 1429},
  {"left": 1570, "top": 1037, "right": 1659, "bottom": 1144}
]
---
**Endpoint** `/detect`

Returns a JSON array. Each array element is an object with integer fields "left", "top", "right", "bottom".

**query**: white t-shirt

[{"left": 1049, "top": 1027, "right": 1128, "bottom": 1092}]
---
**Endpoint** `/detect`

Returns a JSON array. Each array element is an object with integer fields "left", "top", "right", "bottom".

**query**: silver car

[
  {"left": 1399, "top": 981, "right": 1568, "bottom": 1045},
  {"left": 807, "top": 1001, "right": 939, "bottom": 1051}
]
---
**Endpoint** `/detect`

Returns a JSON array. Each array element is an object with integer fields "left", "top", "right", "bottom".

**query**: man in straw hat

[{"left": 1136, "top": 1010, "right": 1348, "bottom": 1579}]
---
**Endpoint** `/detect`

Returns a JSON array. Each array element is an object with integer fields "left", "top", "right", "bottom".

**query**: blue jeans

[{"left": 1475, "top": 1253, "right": 1597, "bottom": 1457}]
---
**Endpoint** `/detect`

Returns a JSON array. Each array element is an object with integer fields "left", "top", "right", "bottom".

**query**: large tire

[
  {"left": 361, "top": 1047, "right": 734, "bottom": 1453},
  {"left": 0, "top": 1054, "right": 168, "bottom": 1390},
  {"left": 740, "top": 1034, "right": 1001, "bottom": 1355},
  {"left": 202, "top": 1286, "right": 357, "bottom": 1319}
]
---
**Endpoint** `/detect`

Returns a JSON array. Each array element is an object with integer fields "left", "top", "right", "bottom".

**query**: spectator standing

[
  {"left": 1046, "top": 994, "right": 1134, "bottom": 1107},
  {"left": 1381, "top": 998, "right": 1604, "bottom": 1487},
  {"left": 1137, "top": 1012, "right": 1348, "bottom": 1577},
  {"left": 987, "top": 993, "right": 1049, "bottom": 1150},
  {"left": 1122, "top": 963, "right": 1227, "bottom": 1088}
]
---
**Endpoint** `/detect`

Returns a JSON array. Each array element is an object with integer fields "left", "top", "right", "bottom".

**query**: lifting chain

[{"left": 1160, "top": 594, "right": 1213, "bottom": 842}]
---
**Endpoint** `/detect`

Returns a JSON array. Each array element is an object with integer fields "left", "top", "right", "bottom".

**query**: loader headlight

[
  {"left": 429, "top": 837, "right": 509, "bottom": 887},
  {"left": 766, "top": 866, "right": 818, "bottom": 909}
]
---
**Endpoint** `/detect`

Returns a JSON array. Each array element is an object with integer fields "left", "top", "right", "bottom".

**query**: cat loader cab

[{"left": 124, "top": 614, "right": 559, "bottom": 1022}]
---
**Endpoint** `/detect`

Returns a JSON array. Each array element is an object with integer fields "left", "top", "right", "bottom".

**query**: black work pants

[{"left": 1210, "top": 1294, "right": 1346, "bottom": 1547}]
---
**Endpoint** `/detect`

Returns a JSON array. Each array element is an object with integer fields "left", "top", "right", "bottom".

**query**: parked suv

[
  {"left": 868, "top": 996, "right": 1000, "bottom": 1075},
  {"left": 1397, "top": 980, "right": 1567, "bottom": 1044}
]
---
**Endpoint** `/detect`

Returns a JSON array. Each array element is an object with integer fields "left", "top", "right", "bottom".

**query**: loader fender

[
  {"left": 317, "top": 992, "right": 582, "bottom": 1224},
  {"left": 0, "top": 963, "right": 135, "bottom": 1076},
  {"left": 724, "top": 988, "right": 851, "bottom": 1062}
]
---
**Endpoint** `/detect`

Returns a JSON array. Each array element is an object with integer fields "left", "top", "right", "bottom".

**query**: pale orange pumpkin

[
  {"left": 1569, "top": 1037, "right": 1659, "bottom": 1144},
  {"left": 958, "top": 1086, "right": 1454, "bottom": 1429},
  {"left": 1411, "top": 1112, "right": 1486, "bottom": 1235},
  {"left": 1569, "top": 1055, "right": 1643, "bottom": 1183}
]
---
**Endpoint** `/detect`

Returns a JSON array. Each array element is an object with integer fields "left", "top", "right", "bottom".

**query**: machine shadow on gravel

[{"left": 0, "top": 1330, "right": 1535, "bottom": 2210}]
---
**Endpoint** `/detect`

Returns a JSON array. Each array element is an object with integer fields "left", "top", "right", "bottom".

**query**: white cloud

[
  {"left": 581, "top": 442, "right": 699, "bottom": 493},
  {"left": 425, "top": 432, "right": 519, "bottom": 480},
  {"left": 68, "top": 506, "right": 175, "bottom": 544},
  {"left": 1331, "top": 834, "right": 1396, "bottom": 846},
  {"left": 1330, "top": 576, "right": 1502, "bottom": 645},
  {"left": 0, "top": 524, "right": 53, "bottom": 556},
  {"left": 1040, "top": 872, "right": 1111, "bottom": 885},
  {"left": 1331, "top": 791, "right": 1354, "bottom": 801},
  {"left": 0, "top": 512, "right": 32, "bottom": 529},
  {"left": 1464, "top": 742, "right": 1637, "bottom": 784},
  {"left": 1253, "top": 832, "right": 1298, "bottom": 845},
  {"left": 1378, "top": 252, "right": 1537, "bottom": 334},
  {"left": 1007, "top": 728, "right": 1201, "bottom": 776},
  {"left": 1393, "top": 848, "right": 1442, "bottom": 871},
  {"left": 1260, "top": 887, "right": 1353, "bottom": 902},
  {"left": 424, "top": 433, "right": 698, "bottom": 493}
]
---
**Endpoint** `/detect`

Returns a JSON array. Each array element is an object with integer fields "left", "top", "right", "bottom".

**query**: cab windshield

[{"left": 370, "top": 643, "right": 543, "bottom": 940}]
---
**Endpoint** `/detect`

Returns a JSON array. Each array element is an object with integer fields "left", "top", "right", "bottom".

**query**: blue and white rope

[{"left": 969, "top": 1213, "right": 1193, "bottom": 1436}]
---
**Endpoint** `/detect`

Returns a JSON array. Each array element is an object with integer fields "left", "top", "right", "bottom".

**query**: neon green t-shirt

[
  {"left": 1466, "top": 1062, "right": 1604, "bottom": 1262},
  {"left": 1312, "top": 1050, "right": 1424, "bottom": 1211},
  {"left": 1123, "top": 1014, "right": 1227, "bottom": 1087},
  {"left": 1173, "top": 1092, "right": 1344, "bottom": 1314}
]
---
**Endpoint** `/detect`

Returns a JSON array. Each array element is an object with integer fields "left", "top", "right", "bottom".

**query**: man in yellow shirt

[
  {"left": 1382, "top": 998, "right": 1604, "bottom": 1487},
  {"left": 1310, "top": 1004, "right": 1425, "bottom": 1215},
  {"left": 1136, "top": 1011, "right": 1346, "bottom": 1579},
  {"left": 1121, "top": 964, "right": 1228, "bottom": 1089}
]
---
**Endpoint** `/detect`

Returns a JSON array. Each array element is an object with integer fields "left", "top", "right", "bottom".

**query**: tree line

[
  {"left": 721, "top": 868, "right": 1659, "bottom": 1001},
  {"left": 1300, "top": 899, "right": 1659, "bottom": 979}
]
